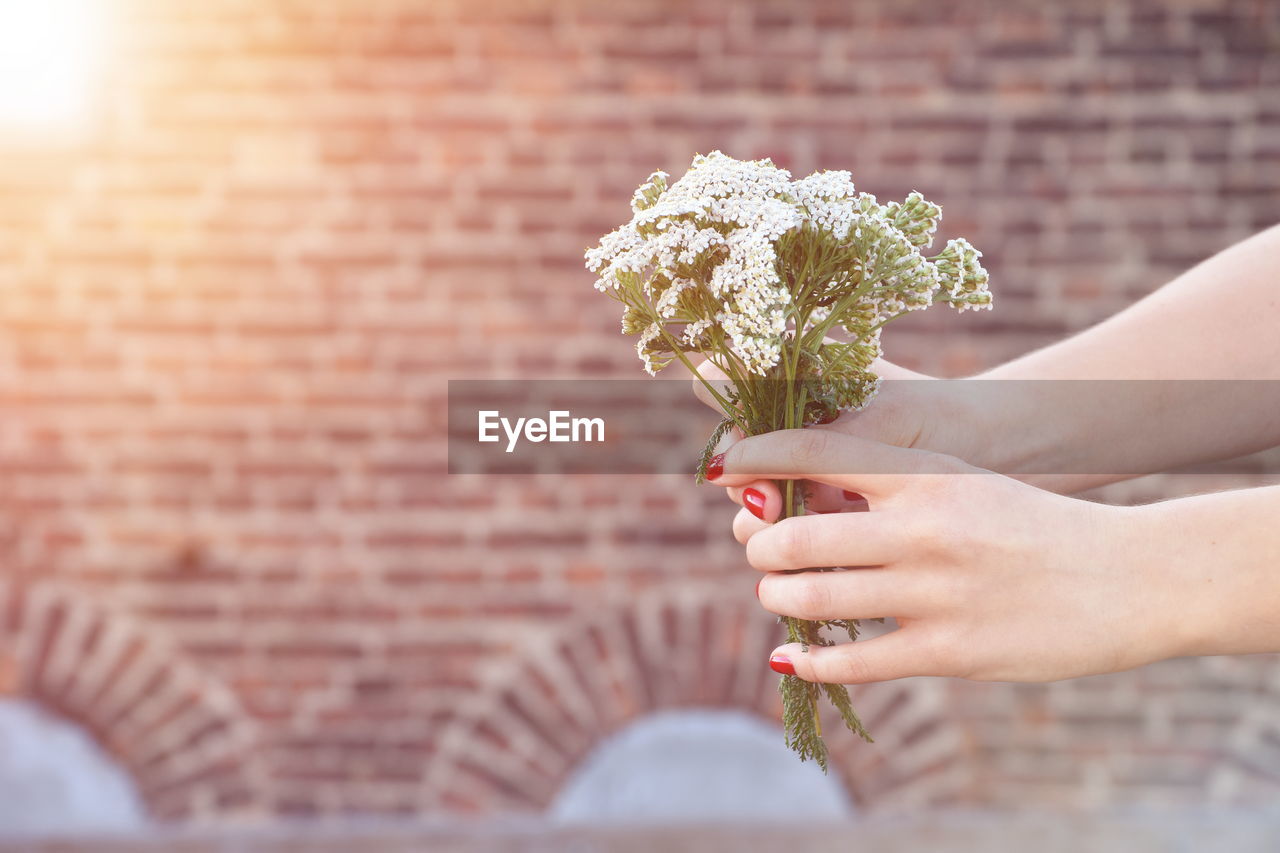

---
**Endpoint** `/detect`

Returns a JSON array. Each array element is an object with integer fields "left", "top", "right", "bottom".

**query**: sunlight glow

[{"left": 0, "top": 0, "right": 105, "bottom": 126}]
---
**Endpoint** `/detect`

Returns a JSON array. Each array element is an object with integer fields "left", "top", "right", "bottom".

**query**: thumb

[
  {"left": 690, "top": 357, "right": 738, "bottom": 415},
  {"left": 868, "top": 357, "right": 932, "bottom": 381}
]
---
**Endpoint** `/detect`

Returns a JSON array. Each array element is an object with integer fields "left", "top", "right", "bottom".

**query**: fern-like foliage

[{"left": 694, "top": 416, "right": 737, "bottom": 484}]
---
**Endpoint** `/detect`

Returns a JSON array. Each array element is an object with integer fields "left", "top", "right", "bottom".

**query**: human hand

[
  {"left": 693, "top": 356, "right": 997, "bottom": 516},
  {"left": 707, "top": 429, "right": 1191, "bottom": 684}
]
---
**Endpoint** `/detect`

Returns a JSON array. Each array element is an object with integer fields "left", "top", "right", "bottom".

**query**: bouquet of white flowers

[{"left": 586, "top": 151, "right": 992, "bottom": 768}]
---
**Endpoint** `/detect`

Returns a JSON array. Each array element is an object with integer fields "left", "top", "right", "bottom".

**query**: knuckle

[
  {"left": 908, "top": 514, "right": 985, "bottom": 567},
  {"left": 790, "top": 428, "right": 832, "bottom": 466},
  {"left": 770, "top": 518, "right": 813, "bottom": 569},
  {"left": 933, "top": 452, "right": 970, "bottom": 475},
  {"left": 904, "top": 514, "right": 947, "bottom": 556},
  {"left": 921, "top": 626, "right": 972, "bottom": 678},
  {"left": 859, "top": 389, "right": 905, "bottom": 435},
  {"left": 927, "top": 572, "right": 973, "bottom": 611},
  {"left": 900, "top": 455, "right": 967, "bottom": 495},
  {"left": 946, "top": 525, "right": 985, "bottom": 564},
  {"left": 724, "top": 436, "right": 753, "bottom": 474},
  {"left": 917, "top": 468, "right": 960, "bottom": 496},
  {"left": 788, "top": 574, "right": 832, "bottom": 620},
  {"left": 831, "top": 648, "right": 876, "bottom": 684}
]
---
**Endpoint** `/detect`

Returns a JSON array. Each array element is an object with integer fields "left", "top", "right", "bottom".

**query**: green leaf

[
  {"left": 780, "top": 673, "right": 829, "bottom": 772},
  {"left": 694, "top": 417, "right": 735, "bottom": 484},
  {"left": 822, "top": 682, "right": 874, "bottom": 743}
]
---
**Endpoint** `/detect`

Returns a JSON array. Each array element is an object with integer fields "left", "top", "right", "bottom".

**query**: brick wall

[{"left": 0, "top": 0, "right": 1278, "bottom": 824}]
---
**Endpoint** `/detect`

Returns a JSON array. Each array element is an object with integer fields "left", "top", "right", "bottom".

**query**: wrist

[
  {"left": 1122, "top": 500, "right": 1218, "bottom": 661},
  {"left": 959, "top": 374, "right": 1113, "bottom": 494},
  {"left": 1133, "top": 486, "right": 1280, "bottom": 660},
  {"left": 946, "top": 377, "right": 1060, "bottom": 481}
]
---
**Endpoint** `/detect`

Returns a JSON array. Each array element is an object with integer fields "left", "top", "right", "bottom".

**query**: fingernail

[
  {"left": 743, "top": 487, "right": 766, "bottom": 520},
  {"left": 755, "top": 576, "right": 763, "bottom": 599},
  {"left": 705, "top": 453, "right": 725, "bottom": 481},
  {"left": 842, "top": 490, "right": 865, "bottom": 502},
  {"left": 769, "top": 654, "right": 795, "bottom": 675}
]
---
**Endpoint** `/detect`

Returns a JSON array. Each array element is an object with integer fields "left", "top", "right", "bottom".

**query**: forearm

[
  {"left": 1140, "top": 485, "right": 1280, "bottom": 659},
  {"left": 964, "top": 377, "right": 1280, "bottom": 493},
  {"left": 974, "top": 225, "right": 1280, "bottom": 491},
  {"left": 989, "top": 224, "right": 1280, "bottom": 382}
]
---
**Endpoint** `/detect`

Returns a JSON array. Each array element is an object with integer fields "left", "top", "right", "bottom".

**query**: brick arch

[
  {"left": 0, "top": 577, "right": 264, "bottom": 821},
  {"left": 423, "top": 584, "right": 973, "bottom": 814}
]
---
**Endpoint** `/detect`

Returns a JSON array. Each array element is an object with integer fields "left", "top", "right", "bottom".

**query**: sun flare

[{"left": 0, "top": 0, "right": 105, "bottom": 126}]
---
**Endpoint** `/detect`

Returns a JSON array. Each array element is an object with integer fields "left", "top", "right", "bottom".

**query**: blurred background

[{"left": 1, "top": 0, "right": 1279, "bottom": 849}]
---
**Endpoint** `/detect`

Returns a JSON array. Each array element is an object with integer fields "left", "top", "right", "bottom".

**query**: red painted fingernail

[
  {"left": 743, "top": 488, "right": 766, "bottom": 520},
  {"left": 842, "top": 490, "right": 865, "bottom": 502},
  {"left": 769, "top": 654, "right": 795, "bottom": 676},
  {"left": 755, "top": 576, "right": 763, "bottom": 599},
  {"left": 705, "top": 453, "right": 725, "bottom": 481}
]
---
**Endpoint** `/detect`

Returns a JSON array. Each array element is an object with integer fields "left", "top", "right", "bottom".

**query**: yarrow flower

[
  {"left": 587, "top": 150, "right": 991, "bottom": 384},
  {"left": 586, "top": 151, "right": 994, "bottom": 770}
]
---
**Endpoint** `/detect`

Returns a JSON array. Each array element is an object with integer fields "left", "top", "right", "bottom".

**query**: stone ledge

[{"left": 4, "top": 811, "right": 1280, "bottom": 853}]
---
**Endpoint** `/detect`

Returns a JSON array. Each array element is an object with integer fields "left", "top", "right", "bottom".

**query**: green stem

[{"left": 652, "top": 323, "right": 752, "bottom": 435}]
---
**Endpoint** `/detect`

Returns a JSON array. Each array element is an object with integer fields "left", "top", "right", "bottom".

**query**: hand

[
  {"left": 707, "top": 428, "right": 1192, "bottom": 684},
  {"left": 693, "top": 357, "right": 997, "bottom": 516}
]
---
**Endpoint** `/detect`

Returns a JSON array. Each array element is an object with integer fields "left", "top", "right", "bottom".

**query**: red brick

[{"left": 0, "top": 0, "right": 1276, "bottom": 827}]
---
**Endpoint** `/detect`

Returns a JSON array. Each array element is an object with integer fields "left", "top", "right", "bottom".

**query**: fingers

[
  {"left": 805, "top": 483, "right": 864, "bottom": 513},
  {"left": 730, "top": 499, "right": 863, "bottom": 545},
  {"left": 732, "top": 506, "right": 768, "bottom": 544},
  {"left": 770, "top": 630, "right": 936, "bottom": 684},
  {"left": 726, "top": 481, "right": 857, "bottom": 519},
  {"left": 756, "top": 567, "right": 925, "bottom": 621},
  {"left": 694, "top": 355, "right": 928, "bottom": 420},
  {"left": 690, "top": 358, "right": 736, "bottom": 415},
  {"left": 726, "top": 480, "right": 781, "bottom": 522},
  {"left": 867, "top": 357, "right": 931, "bottom": 381},
  {"left": 708, "top": 428, "right": 946, "bottom": 495},
  {"left": 745, "top": 513, "right": 905, "bottom": 572}
]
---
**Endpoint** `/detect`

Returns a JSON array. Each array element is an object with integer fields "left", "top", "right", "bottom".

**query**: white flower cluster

[
  {"left": 790, "top": 169, "right": 859, "bottom": 235},
  {"left": 587, "top": 151, "right": 992, "bottom": 377},
  {"left": 934, "top": 237, "right": 993, "bottom": 311},
  {"left": 587, "top": 152, "right": 800, "bottom": 374}
]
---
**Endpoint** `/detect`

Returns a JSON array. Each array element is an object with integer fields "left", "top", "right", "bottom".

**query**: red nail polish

[
  {"left": 769, "top": 654, "right": 795, "bottom": 676},
  {"left": 743, "top": 487, "right": 766, "bottom": 520},
  {"left": 842, "top": 490, "right": 865, "bottom": 502},
  {"left": 705, "top": 453, "right": 725, "bottom": 481}
]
